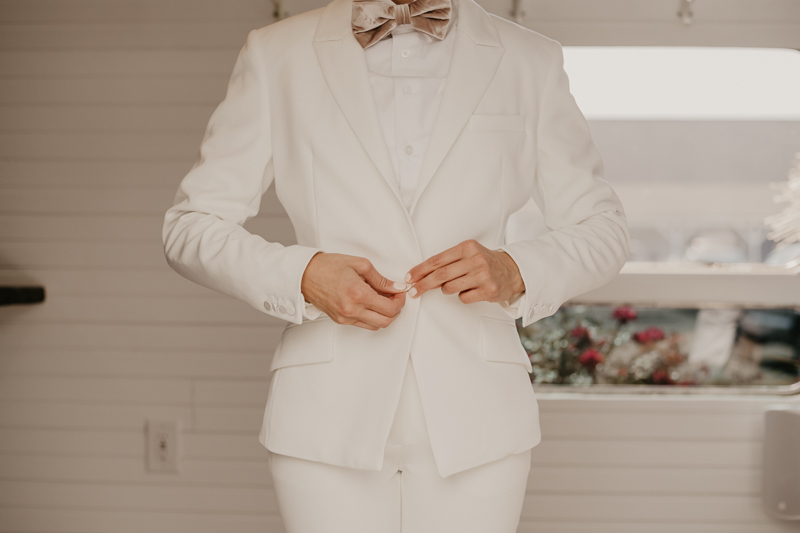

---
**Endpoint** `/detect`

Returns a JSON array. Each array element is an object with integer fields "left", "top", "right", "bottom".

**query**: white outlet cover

[{"left": 146, "top": 420, "right": 180, "bottom": 473}]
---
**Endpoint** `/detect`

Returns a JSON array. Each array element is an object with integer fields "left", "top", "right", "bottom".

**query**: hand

[
  {"left": 301, "top": 252, "right": 409, "bottom": 331},
  {"left": 404, "top": 240, "right": 525, "bottom": 304}
]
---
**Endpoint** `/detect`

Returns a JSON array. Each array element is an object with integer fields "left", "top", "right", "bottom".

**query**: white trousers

[{"left": 267, "top": 356, "right": 532, "bottom": 533}]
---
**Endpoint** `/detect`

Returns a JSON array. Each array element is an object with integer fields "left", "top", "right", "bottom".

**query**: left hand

[{"left": 404, "top": 239, "right": 525, "bottom": 304}]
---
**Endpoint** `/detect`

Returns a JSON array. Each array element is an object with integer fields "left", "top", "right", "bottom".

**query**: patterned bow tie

[{"left": 352, "top": 0, "right": 452, "bottom": 49}]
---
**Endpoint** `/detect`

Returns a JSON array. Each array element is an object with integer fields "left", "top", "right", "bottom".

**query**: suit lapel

[
  {"left": 311, "top": 0, "right": 504, "bottom": 215},
  {"left": 408, "top": 13, "right": 504, "bottom": 216},
  {"left": 313, "top": 0, "right": 402, "bottom": 203}
]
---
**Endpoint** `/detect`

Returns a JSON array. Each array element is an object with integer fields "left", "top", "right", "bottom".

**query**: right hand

[{"left": 300, "top": 252, "right": 409, "bottom": 331}]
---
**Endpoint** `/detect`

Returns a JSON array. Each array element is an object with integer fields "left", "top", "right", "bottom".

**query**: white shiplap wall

[{"left": 2, "top": 0, "right": 800, "bottom": 532}]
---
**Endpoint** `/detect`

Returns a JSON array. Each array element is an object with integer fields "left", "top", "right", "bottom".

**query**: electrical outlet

[{"left": 146, "top": 420, "right": 180, "bottom": 473}]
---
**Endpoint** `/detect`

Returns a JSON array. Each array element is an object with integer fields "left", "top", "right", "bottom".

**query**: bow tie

[{"left": 352, "top": 0, "right": 452, "bottom": 50}]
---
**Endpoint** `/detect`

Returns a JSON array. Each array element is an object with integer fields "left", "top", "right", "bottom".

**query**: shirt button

[
  {"left": 403, "top": 84, "right": 412, "bottom": 95},
  {"left": 405, "top": 145, "right": 414, "bottom": 155},
  {"left": 400, "top": 49, "right": 411, "bottom": 58}
]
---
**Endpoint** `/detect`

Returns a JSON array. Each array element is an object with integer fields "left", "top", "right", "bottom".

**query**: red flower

[
  {"left": 570, "top": 325, "right": 591, "bottom": 340},
  {"left": 652, "top": 369, "right": 674, "bottom": 385},
  {"left": 612, "top": 305, "right": 637, "bottom": 324},
  {"left": 632, "top": 326, "right": 666, "bottom": 344},
  {"left": 578, "top": 349, "right": 605, "bottom": 369}
]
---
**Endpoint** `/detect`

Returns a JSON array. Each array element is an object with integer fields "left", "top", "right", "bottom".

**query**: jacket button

[
  {"left": 264, "top": 301, "right": 273, "bottom": 311},
  {"left": 286, "top": 302, "right": 296, "bottom": 314},
  {"left": 278, "top": 304, "right": 287, "bottom": 314}
]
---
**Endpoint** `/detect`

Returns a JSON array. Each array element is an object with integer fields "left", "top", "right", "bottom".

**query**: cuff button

[
  {"left": 286, "top": 302, "right": 296, "bottom": 314},
  {"left": 278, "top": 304, "right": 287, "bottom": 314},
  {"left": 263, "top": 301, "right": 273, "bottom": 311}
]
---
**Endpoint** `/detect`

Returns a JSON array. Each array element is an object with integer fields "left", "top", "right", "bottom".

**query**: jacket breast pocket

[
  {"left": 479, "top": 316, "right": 532, "bottom": 373},
  {"left": 468, "top": 114, "right": 525, "bottom": 133},
  {"left": 270, "top": 316, "right": 335, "bottom": 373}
]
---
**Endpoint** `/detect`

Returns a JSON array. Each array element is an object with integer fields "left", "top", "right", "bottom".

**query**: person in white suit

[{"left": 162, "top": 0, "right": 630, "bottom": 529}]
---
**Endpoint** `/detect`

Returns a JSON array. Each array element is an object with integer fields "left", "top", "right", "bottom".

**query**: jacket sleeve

[
  {"left": 498, "top": 38, "right": 630, "bottom": 328},
  {"left": 162, "top": 29, "right": 322, "bottom": 325}
]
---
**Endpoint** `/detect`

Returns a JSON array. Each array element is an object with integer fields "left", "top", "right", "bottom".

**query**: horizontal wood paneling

[
  {"left": 0, "top": 270, "right": 228, "bottom": 296},
  {"left": 0, "top": 105, "right": 216, "bottom": 132},
  {"left": 0, "top": 348, "right": 273, "bottom": 378},
  {"left": 0, "top": 78, "right": 227, "bottom": 105},
  {"left": 0, "top": 23, "right": 256, "bottom": 50},
  {"left": 519, "top": 493, "right": 771, "bottom": 523},
  {"left": 0, "top": 376, "right": 192, "bottom": 404},
  {"left": 530, "top": 438, "right": 761, "bottom": 468},
  {"left": 0, "top": 1, "right": 278, "bottom": 24},
  {"left": 0, "top": 295, "right": 285, "bottom": 325},
  {"left": 0, "top": 324, "right": 284, "bottom": 351},
  {"left": 518, "top": 522, "right": 800, "bottom": 533},
  {"left": 0, "top": 161, "right": 196, "bottom": 187},
  {"left": 0, "top": 188, "right": 285, "bottom": 215},
  {"left": 0, "top": 132, "right": 203, "bottom": 159},
  {"left": 0, "top": 215, "right": 293, "bottom": 242},
  {"left": 0, "top": 50, "right": 242, "bottom": 77},
  {"left": 0, "top": 508, "right": 281, "bottom": 533},
  {"left": 0, "top": 402, "right": 194, "bottom": 430},
  {"left": 0, "top": 480, "right": 277, "bottom": 514}
]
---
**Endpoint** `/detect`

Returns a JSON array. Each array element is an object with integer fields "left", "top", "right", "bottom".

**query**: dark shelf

[{"left": 0, "top": 286, "right": 45, "bottom": 306}]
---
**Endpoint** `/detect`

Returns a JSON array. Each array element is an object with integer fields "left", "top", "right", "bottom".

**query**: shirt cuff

[
  {"left": 498, "top": 290, "right": 526, "bottom": 320},
  {"left": 302, "top": 301, "right": 324, "bottom": 320}
]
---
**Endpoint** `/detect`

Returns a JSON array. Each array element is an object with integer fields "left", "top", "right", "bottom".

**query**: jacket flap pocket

[
  {"left": 468, "top": 114, "right": 525, "bottom": 132},
  {"left": 479, "top": 317, "right": 532, "bottom": 373},
  {"left": 270, "top": 317, "right": 335, "bottom": 372}
]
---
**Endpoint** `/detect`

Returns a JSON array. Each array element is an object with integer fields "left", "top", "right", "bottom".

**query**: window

[
  {"left": 507, "top": 47, "right": 800, "bottom": 392},
  {"left": 507, "top": 46, "right": 800, "bottom": 265}
]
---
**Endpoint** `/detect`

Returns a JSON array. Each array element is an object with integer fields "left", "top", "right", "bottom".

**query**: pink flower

[
  {"left": 612, "top": 305, "right": 637, "bottom": 324},
  {"left": 652, "top": 369, "right": 674, "bottom": 385},
  {"left": 578, "top": 349, "right": 605, "bottom": 369},
  {"left": 570, "top": 325, "right": 591, "bottom": 340},
  {"left": 632, "top": 326, "right": 665, "bottom": 344}
]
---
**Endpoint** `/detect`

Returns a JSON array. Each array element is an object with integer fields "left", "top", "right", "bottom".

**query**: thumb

[{"left": 360, "top": 264, "right": 408, "bottom": 294}]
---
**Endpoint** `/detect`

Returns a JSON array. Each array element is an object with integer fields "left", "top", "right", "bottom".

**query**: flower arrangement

[{"left": 517, "top": 305, "right": 710, "bottom": 386}]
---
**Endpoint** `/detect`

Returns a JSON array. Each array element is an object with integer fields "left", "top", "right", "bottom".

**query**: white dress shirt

[
  {"left": 363, "top": 0, "right": 459, "bottom": 209},
  {"left": 302, "top": 0, "right": 526, "bottom": 320}
]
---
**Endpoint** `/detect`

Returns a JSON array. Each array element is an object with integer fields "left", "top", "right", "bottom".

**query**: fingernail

[
  {"left": 393, "top": 282, "right": 406, "bottom": 290},
  {"left": 408, "top": 287, "right": 417, "bottom": 298},
  {"left": 404, "top": 272, "right": 412, "bottom": 283}
]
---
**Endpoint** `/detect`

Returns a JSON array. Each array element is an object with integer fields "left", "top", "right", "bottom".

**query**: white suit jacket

[{"left": 162, "top": 0, "right": 630, "bottom": 478}]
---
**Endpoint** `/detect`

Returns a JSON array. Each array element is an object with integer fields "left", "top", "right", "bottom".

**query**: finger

[
  {"left": 352, "top": 320, "right": 379, "bottom": 331},
  {"left": 360, "top": 283, "right": 405, "bottom": 317},
  {"left": 355, "top": 260, "right": 408, "bottom": 294},
  {"left": 380, "top": 290, "right": 406, "bottom": 314},
  {"left": 456, "top": 287, "right": 484, "bottom": 305},
  {"left": 410, "top": 259, "right": 471, "bottom": 298},
  {"left": 405, "top": 243, "right": 466, "bottom": 284},
  {"left": 439, "top": 270, "right": 482, "bottom": 296},
  {"left": 356, "top": 307, "right": 398, "bottom": 329}
]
